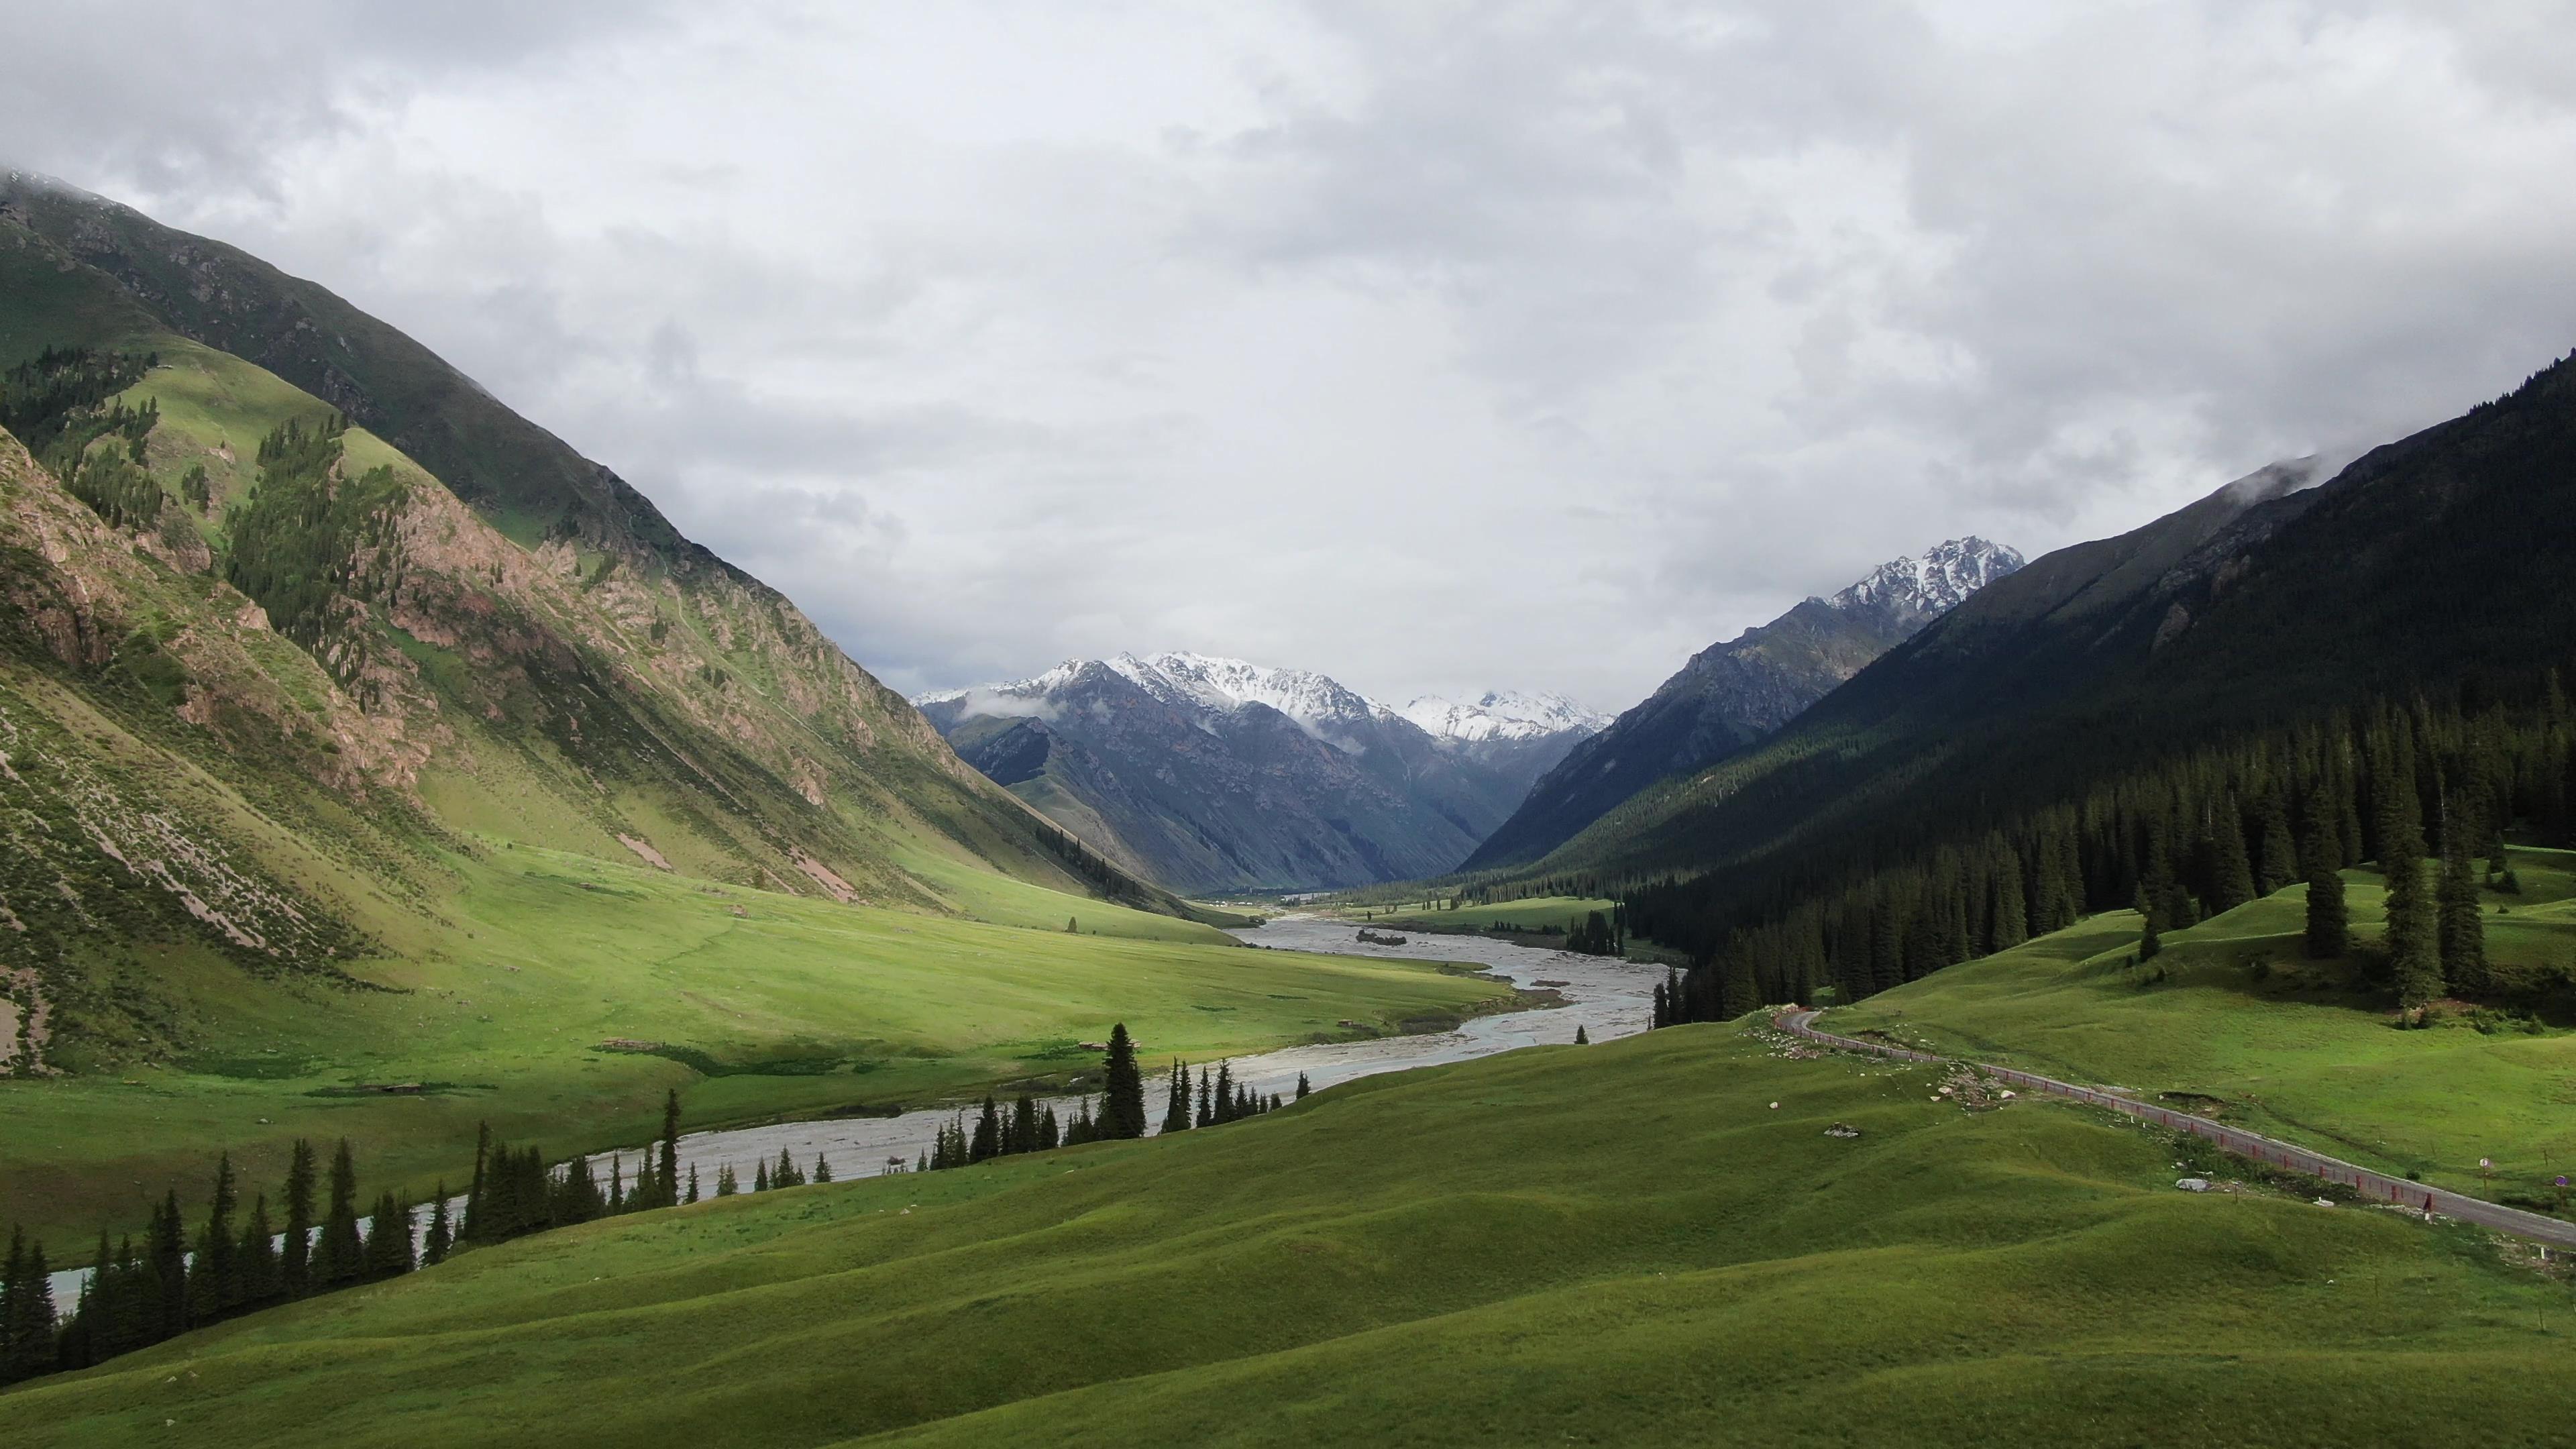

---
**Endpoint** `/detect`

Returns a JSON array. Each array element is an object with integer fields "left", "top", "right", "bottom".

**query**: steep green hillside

[
  {"left": 0, "top": 179, "right": 1183, "bottom": 920},
  {"left": 2, "top": 1022, "right": 2565, "bottom": 1446}
]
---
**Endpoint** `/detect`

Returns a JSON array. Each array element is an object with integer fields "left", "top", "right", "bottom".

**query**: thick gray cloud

[{"left": 9, "top": 1, "right": 2574, "bottom": 710}]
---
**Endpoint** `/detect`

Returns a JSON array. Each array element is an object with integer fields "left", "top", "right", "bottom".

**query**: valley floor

[
  {"left": 1, "top": 845, "right": 1509, "bottom": 1244},
  {"left": 1, "top": 1020, "right": 2566, "bottom": 1446}
]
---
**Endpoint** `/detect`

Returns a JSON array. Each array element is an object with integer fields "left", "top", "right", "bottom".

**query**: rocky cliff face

[{"left": 1464, "top": 539, "right": 2024, "bottom": 870}]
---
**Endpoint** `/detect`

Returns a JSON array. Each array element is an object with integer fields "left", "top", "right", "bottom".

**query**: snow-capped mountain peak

[
  {"left": 1106, "top": 651, "right": 1395, "bottom": 743},
  {"left": 1827, "top": 537, "right": 2024, "bottom": 617},
  {"left": 1402, "top": 690, "right": 1610, "bottom": 743}
]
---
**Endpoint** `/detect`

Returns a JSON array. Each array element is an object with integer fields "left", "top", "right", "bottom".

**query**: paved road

[{"left": 1774, "top": 1008, "right": 2576, "bottom": 1250}]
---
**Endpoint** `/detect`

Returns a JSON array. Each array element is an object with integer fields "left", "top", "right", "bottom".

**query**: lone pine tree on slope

[{"left": 1101, "top": 1024, "right": 1148, "bottom": 1139}]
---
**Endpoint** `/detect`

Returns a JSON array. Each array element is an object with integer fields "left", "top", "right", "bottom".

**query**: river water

[
  {"left": 47, "top": 918, "right": 1659, "bottom": 1302},
  {"left": 635, "top": 914, "right": 1660, "bottom": 1182}
]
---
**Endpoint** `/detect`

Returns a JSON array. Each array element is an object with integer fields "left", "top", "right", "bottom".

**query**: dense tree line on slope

[
  {"left": 1337, "top": 873, "right": 1616, "bottom": 910},
  {"left": 223, "top": 415, "right": 411, "bottom": 686},
  {"left": 1, "top": 347, "right": 167, "bottom": 531},
  {"left": 1635, "top": 678, "right": 2573, "bottom": 1022}
]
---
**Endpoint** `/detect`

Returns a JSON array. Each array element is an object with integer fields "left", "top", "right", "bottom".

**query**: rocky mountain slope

[
  {"left": 0, "top": 176, "right": 1196, "bottom": 1073},
  {"left": 1465, "top": 538, "right": 2023, "bottom": 869},
  {"left": 918, "top": 654, "right": 1603, "bottom": 893}
]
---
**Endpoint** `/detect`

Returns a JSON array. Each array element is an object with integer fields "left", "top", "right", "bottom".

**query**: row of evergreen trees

[
  {"left": 5, "top": 1031, "right": 1336, "bottom": 1385},
  {"left": 916, "top": 1028, "right": 1317, "bottom": 1174},
  {"left": 3, "top": 1136, "right": 402, "bottom": 1385},
  {"left": 1632, "top": 683, "right": 2572, "bottom": 1022},
  {"left": 0, "top": 1089, "right": 704, "bottom": 1388}
]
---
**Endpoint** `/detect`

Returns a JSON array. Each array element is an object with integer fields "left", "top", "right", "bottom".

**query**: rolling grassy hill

[
  {"left": 1825, "top": 847, "right": 2576, "bottom": 1210},
  {"left": 1, "top": 1020, "right": 2567, "bottom": 1446}
]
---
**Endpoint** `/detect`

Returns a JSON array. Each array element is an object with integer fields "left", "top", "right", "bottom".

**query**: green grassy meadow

[
  {"left": 1, "top": 842, "right": 1507, "bottom": 1244},
  {"left": 4, "top": 1020, "right": 2569, "bottom": 1446},
  {"left": 1829, "top": 847, "right": 2576, "bottom": 1209}
]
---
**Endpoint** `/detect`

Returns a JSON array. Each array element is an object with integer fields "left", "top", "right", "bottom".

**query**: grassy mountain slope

[
  {"left": 2, "top": 1020, "right": 2565, "bottom": 1446},
  {"left": 1829, "top": 845, "right": 2576, "bottom": 1206}
]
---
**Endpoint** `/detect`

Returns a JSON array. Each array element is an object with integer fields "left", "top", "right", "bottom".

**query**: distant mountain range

[
  {"left": 1464, "top": 537, "right": 2025, "bottom": 869},
  {"left": 917, "top": 653, "right": 1605, "bottom": 894}
]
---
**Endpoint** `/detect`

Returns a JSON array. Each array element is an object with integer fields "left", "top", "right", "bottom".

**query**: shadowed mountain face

[
  {"left": 1518, "top": 343, "right": 2576, "bottom": 936},
  {"left": 918, "top": 654, "right": 1605, "bottom": 894},
  {"left": 1465, "top": 538, "right": 2024, "bottom": 870}
]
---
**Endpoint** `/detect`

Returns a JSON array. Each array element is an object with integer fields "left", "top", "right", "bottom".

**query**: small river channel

[{"left": 48, "top": 918, "right": 1660, "bottom": 1301}]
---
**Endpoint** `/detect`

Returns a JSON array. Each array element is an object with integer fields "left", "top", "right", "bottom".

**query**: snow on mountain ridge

[
  {"left": 917, "top": 654, "right": 1607, "bottom": 755},
  {"left": 1402, "top": 690, "right": 1610, "bottom": 743},
  {"left": 1827, "top": 537, "right": 2025, "bottom": 616}
]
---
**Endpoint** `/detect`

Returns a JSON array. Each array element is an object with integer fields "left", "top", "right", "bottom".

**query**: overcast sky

[{"left": 11, "top": 1, "right": 2576, "bottom": 709}]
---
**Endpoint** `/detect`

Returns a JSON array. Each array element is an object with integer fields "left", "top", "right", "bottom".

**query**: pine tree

[
  {"left": 686, "top": 1165, "right": 701, "bottom": 1204},
  {"left": 2209, "top": 798, "right": 2257, "bottom": 913},
  {"left": 971, "top": 1095, "right": 1002, "bottom": 1163},
  {"left": 1195, "top": 1071, "right": 1214, "bottom": 1128},
  {"left": 2383, "top": 806, "right": 2440, "bottom": 1009},
  {"left": 2139, "top": 916, "right": 2161, "bottom": 961},
  {"left": 1574, "top": 1026, "right": 1589, "bottom": 1045},
  {"left": 2437, "top": 802, "right": 2488, "bottom": 995},
  {"left": 656, "top": 1088, "right": 683, "bottom": 1210},
  {"left": 1, "top": 1229, "right": 57, "bottom": 1385},
  {"left": 1038, "top": 1106, "right": 1060, "bottom": 1150},
  {"left": 1010, "top": 1093, "right": 1039, "bottom": 1155},
  {"left": 235, "top": 1193, "right": 280, "bottom": 1307},
  {"left": 753, "top": 1159, "right": 771, "bottom": 1192},
  {"left": 146, "top": 1189, "right": 187, "bottom": 1340},
  {"left": 317, "top": 1140, "right": 362, "bottom": 1286},
  {"left": 715, "top": 1165, "right": 739, "bottom": 1197},
  {"left": 1296, "top": 1071, "right": 1313, "bottom": 1096},
  {"left": 1101, "top": 1024, "right": 1148, "bottom": 1138},
  {"left": 1211, "top": 1062, "right": 1234, "bottom": 1125},
  {"left": 1162, "top": 1061, "right": 1193, "bottom": 1134},
  {"left": 461, "top": 1124, "right": 490, "bottom": 1245},
  {"left": 813, "top": 1154, "right": 833, "bottom": 1185},
  {"left": 189, "top": 1152, "right": 239, "bottom": 1322},
  {"left": 422, "top": 1189, "right": 452, "bottom": 1267},
  {"left": 280, "top": 1138, "right": 317, "bottom": 1297},
  {"left": 364, "top": 1192, "right": 414, "bottom": 1279},
  {"left": 773, "top": 1147, "right": 803, "bottom": 1188},
  {"left": 2300, "top": 802, "right": 2348, "bottom": 959},
  {"left": 2254, "top": 792, "right": 2298, "bottom": 896}
]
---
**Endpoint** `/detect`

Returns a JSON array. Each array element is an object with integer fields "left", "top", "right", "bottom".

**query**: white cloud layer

[{"left": 10, "top": 1, "right": 2575, "bottom": 709}]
